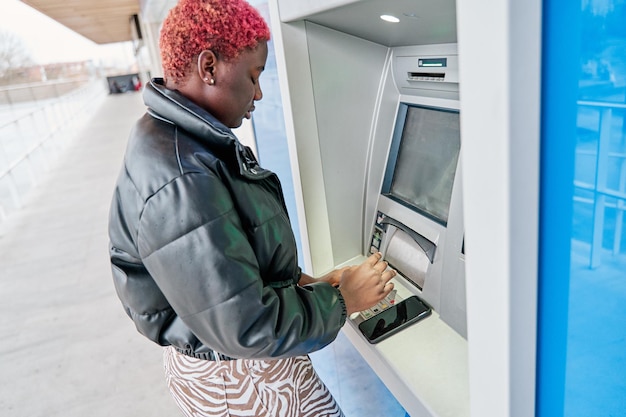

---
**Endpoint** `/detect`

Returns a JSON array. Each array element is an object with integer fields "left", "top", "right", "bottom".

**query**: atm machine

[
  {"left": 362, "top": 45, "right": 466, "bottom": 339},
  {"left": 346, "top": 44, "right": 469, "bottom": 417},
  {"left": 268, "top": 2, "right": 469, "bottom": 416}
]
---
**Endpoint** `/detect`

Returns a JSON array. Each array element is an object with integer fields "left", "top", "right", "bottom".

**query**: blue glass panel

[
  {"left": 537, "top": 0, "right": 580, "bottom": 414},
  {"left": 540, "top": 0, "right": 626, "bottom": 416},
  {"left": 565, "top": 1, "right": 626, "bottom": 415}
]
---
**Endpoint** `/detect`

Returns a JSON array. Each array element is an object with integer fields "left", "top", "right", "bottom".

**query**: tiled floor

[
  {"left": 0, "top": 91, "right": 407, "bottom": 416},
  {"left": 310, "top": 331, "right": 408, "bottom": 417}
]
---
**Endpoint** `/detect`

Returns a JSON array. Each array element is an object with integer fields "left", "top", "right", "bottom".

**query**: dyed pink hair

[{"left": 159, "top": 0, "right": 270, "bottom": 85}]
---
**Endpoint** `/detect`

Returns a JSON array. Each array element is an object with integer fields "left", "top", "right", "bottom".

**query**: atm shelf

[{"left": 338, "top": 256, "right": 469, "bottom": 417}]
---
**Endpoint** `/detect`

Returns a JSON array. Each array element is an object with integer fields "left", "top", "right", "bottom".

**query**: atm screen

[{"left": 382, "top": 104, "right": 460, "bottom": 225}]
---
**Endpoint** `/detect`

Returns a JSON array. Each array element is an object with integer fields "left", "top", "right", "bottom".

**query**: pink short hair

[{"left": 159, "top": 0, "right": 270, "bottom": 85}]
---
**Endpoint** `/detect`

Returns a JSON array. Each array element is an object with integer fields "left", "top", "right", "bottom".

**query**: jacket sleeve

[{"left": 136, "top": 171, "right": 347, "bottom": 359}]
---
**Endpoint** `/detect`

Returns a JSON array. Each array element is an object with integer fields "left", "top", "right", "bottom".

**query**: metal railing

[
  {"left": 0, "top": 79, "right": 108, "bottom": 222},
  {"left": 575, "top": 100, "right": 626, "bottom": 267}
]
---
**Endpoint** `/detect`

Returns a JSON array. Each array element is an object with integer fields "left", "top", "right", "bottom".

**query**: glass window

[
  {"left": 539, "top": 1, "right": 626, "bottom": 415},
  {"left": 565, "top": 1, "right": 626, "bottom": 415}
]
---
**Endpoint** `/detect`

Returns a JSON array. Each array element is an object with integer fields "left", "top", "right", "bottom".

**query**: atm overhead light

[{"left": 380, "top": 14, "right": 400, "bottom": 23}]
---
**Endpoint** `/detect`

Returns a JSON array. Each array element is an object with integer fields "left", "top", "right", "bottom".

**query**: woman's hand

[
  {"left": 338, "top": 252, "right": 395, "bottom": 315},
  {"left": 298, "top": 267, "right": 352, "bottom": 287},
  {"left": 319, "top": 266, "right": 353, "bottom": 287},
  {"left": 298, "top": 253, "right": 395, "bottom": 315}
]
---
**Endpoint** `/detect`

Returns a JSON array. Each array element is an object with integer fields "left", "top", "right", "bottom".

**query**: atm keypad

[{"left": 359, "top": 289, "right": 398, "bottom": 320}]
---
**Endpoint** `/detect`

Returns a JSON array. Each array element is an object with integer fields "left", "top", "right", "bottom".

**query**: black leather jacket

[{"left": 108, "top": 78, "right": 346, "bottom": 360}]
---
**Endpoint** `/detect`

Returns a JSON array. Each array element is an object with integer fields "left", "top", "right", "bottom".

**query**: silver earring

[{"left": 209, "top": 78, "right": 215, "bottom": 85}]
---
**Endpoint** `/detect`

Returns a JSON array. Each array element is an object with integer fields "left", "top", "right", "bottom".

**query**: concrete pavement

[{"left": 0, "top": 91, "right": 180, "bottom": 417}]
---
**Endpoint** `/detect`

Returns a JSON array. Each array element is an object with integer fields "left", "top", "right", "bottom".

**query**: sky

[{"left": 0, "top": 0, "right": 135, "bottom": 66}]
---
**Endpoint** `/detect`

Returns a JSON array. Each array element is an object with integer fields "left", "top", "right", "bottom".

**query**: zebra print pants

[{"left": 163, "top": 346, "right": 345, "bottom": 417}]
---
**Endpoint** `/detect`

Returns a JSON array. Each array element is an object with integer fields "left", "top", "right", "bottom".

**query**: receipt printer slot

[
  {"left": 381, "top": 217, "right": 435, "bottom": 263},
  {"left": 370, "top": 212, "right": 436, "bottom": 290}
]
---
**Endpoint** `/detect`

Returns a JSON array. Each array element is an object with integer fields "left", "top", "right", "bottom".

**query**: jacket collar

[{"left": 143, "top": 78, "right": 271, "bottom": 180}]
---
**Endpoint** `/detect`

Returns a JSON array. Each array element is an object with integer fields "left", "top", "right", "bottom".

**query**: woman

[{"left": 107, "top": 0, "right": 395, "bottom": 416}]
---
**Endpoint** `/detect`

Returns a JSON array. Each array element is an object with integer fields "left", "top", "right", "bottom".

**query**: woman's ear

[{"left": 197, "top": 50, "right": 218, "bottom": 84}]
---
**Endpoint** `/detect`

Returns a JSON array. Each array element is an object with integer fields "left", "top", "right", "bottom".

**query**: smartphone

[{"left": 358, "top": 295, "right": 431, "bottom": 344}]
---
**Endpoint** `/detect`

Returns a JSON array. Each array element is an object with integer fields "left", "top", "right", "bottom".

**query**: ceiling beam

[{"left": 20, "top": 0, "right": 140, "bottom": 44}]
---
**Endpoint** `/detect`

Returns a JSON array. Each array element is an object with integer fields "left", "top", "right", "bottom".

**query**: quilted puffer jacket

[{"left": 108, "top": 78, "right": 346, "bottom": 360}]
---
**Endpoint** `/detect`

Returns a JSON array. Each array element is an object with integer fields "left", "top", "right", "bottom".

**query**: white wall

[
  {"left": 456, "top": 0, "right": 542, "bottom": 416},
  {"left": 270, "top": 14, "right": 393, "bottom": 275},
  {"left": 306, "top": 22, "right": 390, "bottom": 267}
]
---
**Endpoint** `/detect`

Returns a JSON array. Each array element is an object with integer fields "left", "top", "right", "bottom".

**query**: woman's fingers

[{"left": 364, "top": 251, "right": 383, "bottom": 266}]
